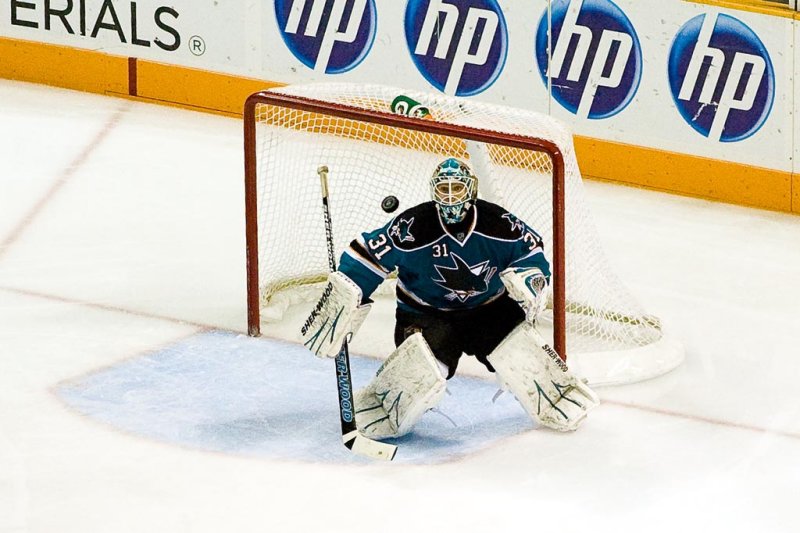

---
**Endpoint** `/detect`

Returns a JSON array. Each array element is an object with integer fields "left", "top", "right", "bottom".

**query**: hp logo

[
  {"left": 405, "top": 0, "right": 508, "bottom": 96},
  {"left": 275, "top": 0, "right": 377, "bottom": 74},
  {"left": 668, "top": 13, "right": 774, "bottom": 142},
  {"left": 535, "top": 0, "right": 642, "bottom": 119}
]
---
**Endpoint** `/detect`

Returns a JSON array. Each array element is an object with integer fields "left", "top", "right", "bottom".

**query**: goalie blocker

[{"left": 301, "top": 271, "right": 371, "bottom": 358}]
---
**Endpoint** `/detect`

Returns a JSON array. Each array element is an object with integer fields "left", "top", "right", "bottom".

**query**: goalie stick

[{"left": 317, "top": 165, "right": 398, "bottom": 461}]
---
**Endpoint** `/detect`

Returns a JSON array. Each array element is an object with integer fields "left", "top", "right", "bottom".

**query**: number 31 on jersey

[{"left": 368, "top": 234, "right": 392, "bottom": 260}]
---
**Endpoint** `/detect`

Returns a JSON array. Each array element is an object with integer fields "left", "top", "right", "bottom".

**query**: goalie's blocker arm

[{"left": 301, "top": 271, "right": 372, "bottom": 358}]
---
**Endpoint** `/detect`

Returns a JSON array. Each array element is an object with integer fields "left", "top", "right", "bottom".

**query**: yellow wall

[
  {"left": 574, "top": 137, "right": 793, "bottom": 213},
  {"left": 0, "top": 38, "right": 275, "bottom": 117},
  {"left": 0, "top": 36, "right": 796, "bottom": 215},
  {"left": 132, "top": 61, "right": 280, "bottom": 117},
  {"left": 687, "top": 0, "right": 800, "bottom": 19},
  {"left": 794, "top": 173, "right": 800, "bottom": 213},
  {"left": 0, "top": 38, "right": 128, "bottom": 94}
]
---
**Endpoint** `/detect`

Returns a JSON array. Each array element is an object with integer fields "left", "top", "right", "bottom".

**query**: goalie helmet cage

[{"left": 243, "top": 83, "right": 684, "bottom": 386}]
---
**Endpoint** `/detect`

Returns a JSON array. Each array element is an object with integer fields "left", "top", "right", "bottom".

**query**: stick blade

[{"left": 343, "top": 431, "right": 397, "bottom": 461}]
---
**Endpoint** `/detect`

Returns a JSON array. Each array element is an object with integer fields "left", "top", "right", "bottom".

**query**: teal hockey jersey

[{"left": 339, "top": 199, "right": 551, "bottom": 314}]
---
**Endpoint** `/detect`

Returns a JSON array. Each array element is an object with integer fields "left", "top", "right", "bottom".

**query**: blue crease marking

[{"left": 57, "top": 330, "right": 533, "bottom": 464}]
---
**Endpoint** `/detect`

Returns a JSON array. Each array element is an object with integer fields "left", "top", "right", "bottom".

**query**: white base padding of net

[{"left": 566, "top": 332, "right": 685, "bottom": 387}]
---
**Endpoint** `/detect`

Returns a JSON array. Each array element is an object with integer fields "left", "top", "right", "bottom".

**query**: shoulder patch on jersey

[
  {"left": 502, "top": 212, "right": 525, "bottom": 233},
  {"left": 387, "top": 202, "right": 445, "bottom": 250},
  {"left": 389, "top": 216, "right": 415, "bottom": 243},
  {"left": 473, "top": 200, "right": 525, "bottom": 241}
]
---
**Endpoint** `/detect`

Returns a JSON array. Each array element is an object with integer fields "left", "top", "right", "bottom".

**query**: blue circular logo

[
  {"left": 275, "top": 0, "right": 377, "bottom": 74},
  {"left": 668, "top": 13, "right": 774, "bottom": 142},
  {"left": 405, "top": 0, "right": 508, "bottom": 96},
  {"left": 535, "top": 0, "right": 642, "bottom": 119}
]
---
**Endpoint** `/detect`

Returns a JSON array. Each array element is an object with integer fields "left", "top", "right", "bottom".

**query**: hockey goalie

[{"left": 301, "top": 157, "right": 599, "bottom": 438}]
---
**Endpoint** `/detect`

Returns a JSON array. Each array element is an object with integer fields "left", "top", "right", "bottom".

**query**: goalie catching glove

[
  {"left": 301, "top": 271, "right": 371, "bottom": 358},
  {"left": 501, "top": 267, "right": 549, "bottom": 324}
]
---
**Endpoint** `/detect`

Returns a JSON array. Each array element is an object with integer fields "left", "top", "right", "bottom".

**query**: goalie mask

[{"left": 430, "top": 158, "right": 478, "bottom": 224}]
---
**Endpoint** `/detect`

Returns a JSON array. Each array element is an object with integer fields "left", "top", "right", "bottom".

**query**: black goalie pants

[{"left": 394, "top": 294, "right": 525, "bottom": 379}]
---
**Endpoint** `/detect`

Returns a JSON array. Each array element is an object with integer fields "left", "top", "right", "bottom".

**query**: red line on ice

[{"left": 0, "top": 106, "right": 127, "bottom": 260}]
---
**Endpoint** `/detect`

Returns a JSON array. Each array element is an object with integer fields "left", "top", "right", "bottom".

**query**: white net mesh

[{"left": 248, "top": 83, "right": 683, "bottom": 385}]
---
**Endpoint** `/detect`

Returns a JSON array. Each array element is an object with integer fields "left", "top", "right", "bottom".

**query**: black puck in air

[{"left": 381, "top": 195, "right": 400, "bottom": 213}]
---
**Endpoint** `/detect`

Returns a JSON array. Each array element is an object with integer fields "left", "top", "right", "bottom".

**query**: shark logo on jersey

[
  {"left": 433, "top": 253, "right": 497, "bottom": 302},
  {"left": 502, "top": 213, "right": 525, "bottom": 233},
  {"left": 390, "top": 217, "right": 416, "bottom": 243}
]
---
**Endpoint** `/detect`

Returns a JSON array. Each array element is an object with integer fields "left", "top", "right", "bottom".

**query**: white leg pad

[
  {"left": 488, "top": 323, "right": 600, "bottom": 432},
  {"left": 354, "top": 333, "right": 446, "bottom": 439}
]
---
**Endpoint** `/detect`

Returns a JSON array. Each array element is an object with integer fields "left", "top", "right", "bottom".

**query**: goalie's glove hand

[
  {"left": 300, "top": 272, "right": 371, "bottom": 358},
  {"left": 500, "top": 267, "right": 549, "bottom": 324}
]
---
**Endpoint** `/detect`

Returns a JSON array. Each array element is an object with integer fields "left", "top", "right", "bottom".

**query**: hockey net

[{"left": 244, "top": 83, "right": 683, "bottom": 386}]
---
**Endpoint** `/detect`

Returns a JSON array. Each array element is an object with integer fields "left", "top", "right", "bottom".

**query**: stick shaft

[
  {"left": 318, "top": 166, "right": 337, "bottom": 272},
  {"left": 317, "top": 167, "right": 354, "bottom": 434},
  {"left": 316, "top": 166, "right": 397, "bottom": 461}
]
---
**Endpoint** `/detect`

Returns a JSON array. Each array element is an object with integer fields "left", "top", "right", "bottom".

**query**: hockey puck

[{"left": 381, "top": 195, "right": 400, "bottom": 213}]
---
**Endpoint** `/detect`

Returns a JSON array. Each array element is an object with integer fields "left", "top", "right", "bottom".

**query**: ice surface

[{"left": 1, "top": 79, "right": 799, "bottom": 533}]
